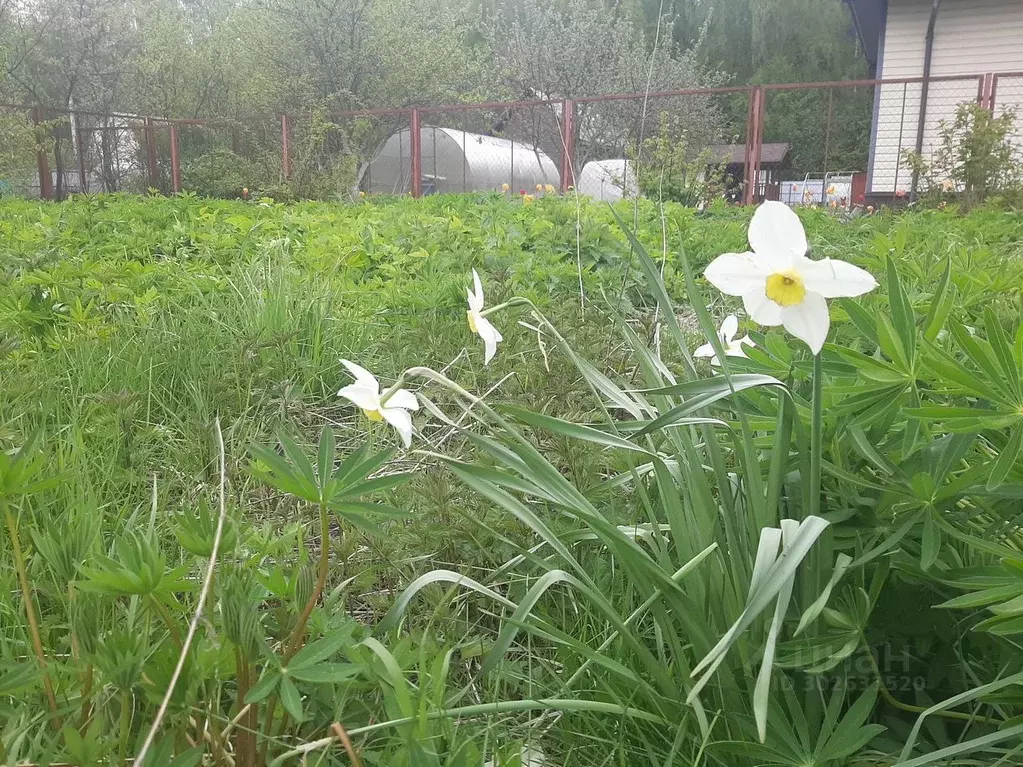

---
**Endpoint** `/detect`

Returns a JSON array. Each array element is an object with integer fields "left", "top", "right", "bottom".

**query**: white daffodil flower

[
  {"left": 703, "top": 201, "right": 878, "bottom": 354},
  {"left": 618, "top": 523, "right": 672, "bottom": 542},
  {"left": 694, "top": 314, "right": 754, "bottom": 366},
  {"left": 337, "top": 359, "right": 419, "bottom": 447},
  {"left": 467, "top": 269, "right": 503, "bottom": 365}
]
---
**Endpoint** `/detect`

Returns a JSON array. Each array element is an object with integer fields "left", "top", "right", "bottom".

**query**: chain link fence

[
  {"left": 4, "top": 71, "right": 1020, "bottom": 205},
  {"left": 992, "top": 73, "right": 1023, "bottom": 148}
]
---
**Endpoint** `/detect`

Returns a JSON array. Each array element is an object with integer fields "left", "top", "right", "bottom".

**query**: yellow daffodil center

[
  {"left": 765, "top": 271, "right": 806, "bottom": 307},
  {"left": 467, "top": 310, "right": 478, "bottom": 333},
  {"left": 364, "top": 408, "right": 384, "bottom": 422}
]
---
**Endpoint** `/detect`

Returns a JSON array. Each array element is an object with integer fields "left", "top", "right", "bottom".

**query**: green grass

[{"left": 1, "top": 192, "right": 1023, "bottom": 765}]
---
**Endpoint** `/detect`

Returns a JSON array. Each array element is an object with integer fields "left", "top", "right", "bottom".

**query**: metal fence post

[
  {"left": 144, "top": 117, "right": 158, "bottom": 188},
  {"left": 32, "top": 107, "right": 53, "bottom": 200},
  {"left": 76, "top": 122, "right": 88, "bottom": 193},
  {"left": 560, "top": 98, "right": 575, "bottom": 192},
  {"left": 743, "top": 87, "right": 764, "bottom": 205},
  {"left": 754, "top": 88, "right": 766, "bottom": 203},
  {"left": 281, "top": 114, "right": 291, "bottom": 179},
  {"left": 410, "top": 108, "right": 422, "bottom": 198},
  {"left": 169, "top": 123, "right": 181, "bottom": 193}
]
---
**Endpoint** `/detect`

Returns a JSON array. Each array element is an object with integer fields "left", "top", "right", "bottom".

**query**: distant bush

[
  {"left": 284, "top": 110, "right": 360, "bottom": 200},
  {"left": 629, "top": 113, "right": 726, "bottom": 206},
  {"left": 0, "top": 110, "right": 49, "bottom": 194},
  {"left": 181, "top": 148, "right": 264, "bottom": 199}
]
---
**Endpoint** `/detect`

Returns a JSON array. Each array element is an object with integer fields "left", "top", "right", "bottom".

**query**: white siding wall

[{"left": 871, "top": 0, "right": 1023, "bottom": 193}]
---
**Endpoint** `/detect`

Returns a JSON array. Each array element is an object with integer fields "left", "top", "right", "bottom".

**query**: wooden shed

[{"left": 708, "top": 142, "right": 791, "bottom": 202}]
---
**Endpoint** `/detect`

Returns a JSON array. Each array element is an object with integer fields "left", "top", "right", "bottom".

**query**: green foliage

[
  {"left": 903, "top": 102, "right": 1022, "bottom": 209},
  {"left": 0, "top": 194, "right": 1022, "bottom": 764},
  {"left": 0, "top": 110, "right": 44, "bottom": 193},
  {"left": 181, "top": 148, "right": 264, "bottom": 199},
  {"left": 283, "top": 110, "right": 361, "bottom": 201},
  {"left": 629, "top": 112, "right": 726, "bottom": 205}
]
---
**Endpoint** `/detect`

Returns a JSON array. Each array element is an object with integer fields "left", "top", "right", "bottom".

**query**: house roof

[
  {"left": 843, "top": 0, "right": 886, "bottom": 74},
  {"left": 708, "top": 143, "right": 791, "bottom": 166}
]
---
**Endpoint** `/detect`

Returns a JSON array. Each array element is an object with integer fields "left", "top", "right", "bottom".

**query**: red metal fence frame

[{"left": 2, "top": 70, "right": 1010, "bottom": 202}]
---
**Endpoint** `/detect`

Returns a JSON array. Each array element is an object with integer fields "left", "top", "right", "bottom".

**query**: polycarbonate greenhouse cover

[
  {"left": 577, "top": 159, "right": 637, "bottom": 202},
  {"left": 367, "top": 125, "right": 560, "bottom": 195}
]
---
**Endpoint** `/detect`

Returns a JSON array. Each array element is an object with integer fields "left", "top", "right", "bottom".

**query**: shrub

[
  {"left": 629, "top": 112, "right": 727, "bottom": 206},
  {"left": 284, "top": 110, "right": 361, "bottom": 200},
  {"left": 0, "top": 110, "right": 50, "bottom": 195},
  {"left": 903, "top": 102, "right": 1021, "bottom": 208},
  {"left": 181, "top": 148, "right": 264, "bottom": 199}
]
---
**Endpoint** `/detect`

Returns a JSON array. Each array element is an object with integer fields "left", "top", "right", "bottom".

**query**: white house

[{"left": 844, "top": 0, "right": 1023, "bottom": 196}]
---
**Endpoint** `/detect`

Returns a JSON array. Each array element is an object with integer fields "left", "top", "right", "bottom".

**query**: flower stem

[
  {"left": 2, "top": 500, "right": 59, "bottom": 725},
  {"left": 286, "top": 501, "right": 331, "bottom": 656},
  {"left": 259, "top": 500, "right": 332, "bottom": 762},
  {"left": 766, "top": 393, "right": 792, "bottom": 521},
  {"left": 809, "top": 353, "right": 823, "bottom": 519},
  {"left": 148, "top": 594, "right": 183, "bottom": 650},
  {"left": 118, "top": 689, "right": 132, "bottom": 767},
  {"left": 863, "top": 638, "right": 1002, "bottom": 725},
  {"left": 378, "top": 381, "right": 405, "bottom": 407},
  {"left": 480, "top": 297, "right": 528, "bottom": 317}
]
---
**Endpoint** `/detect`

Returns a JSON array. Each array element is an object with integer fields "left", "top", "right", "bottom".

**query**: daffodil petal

[
  {"left": 720, "top": 314, "right": 739, "bottom": 344},
  {"left": 799, "top": 257, "right": 879, "bottom": 298},
  {"left": 726, "top": 339, "right": 750, "bottom": 358},
  {"left": 468, "top": 269, "right": 486, "bottom": 312},
  {"left": 341, "top": 359, "right": 380, "bottom": 391},
  {"left": 734, "top": 334, "right": 755, "bottom": 351},
  {"left": 693, "top": 342, "right": 716, "bottom": 358},
  {"left": 748, "top": 201, "right": 807, "bottom": 265},
  {"left": 781, "top": 292, "right": 830, "bottom": 354},
  {"left": 383, "top": 388, "right": 419, "bottom": 411},
  {"left": 742, "top": 289, "right": 783, "bottom": 326},
  {"left": 472, "top": 269, "right": 485, "bottom": 303},
  {"left": 380, "top": 406, "right": 414, "bottom": 448},
  {"left": 339, "top": 383, "right": 380, "bottom": 411},
  {"left": 475, "top": 314, "right": 502, "bottom": 365},
  {"left": 704, "top": 252, "right": 769, "bottom": 296}
]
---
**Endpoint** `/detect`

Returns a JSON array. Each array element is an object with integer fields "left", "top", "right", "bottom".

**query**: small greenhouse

[
  {"left": 577, "top": 159, "right": 637, "bottom": 202},
  {"left": 366, "top": 125, "right": 560, "bottom": 195}
]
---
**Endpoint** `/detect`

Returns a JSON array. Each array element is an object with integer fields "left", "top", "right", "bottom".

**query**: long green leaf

[
  {"left": 987, "top": 425, "right": 1023, "bottom": 490},
  {"left": 500, "top": 405, "right": 651, "bottom": 454},
  {"left": 922, "top": 257, "right": 953, "bottom": 342}
]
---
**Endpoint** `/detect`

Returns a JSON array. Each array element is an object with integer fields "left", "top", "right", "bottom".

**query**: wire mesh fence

[
  {"left": 50, "top": 108, "right": 152, "bottom": 196},
  {"left": 3, "top": 71, "right": 1019, "bottom": 204},
  {"left": 276, "top": 110, "right": 408, "bottom": 200},
  {"left": 992, "top": 73, "right": 1023, "bottom": 148},
  {"left": 868, "top": 76, "right": 982, "bottom": 196},
  {"left": 761, "top": 83, "right": 872, "bottom": 207}
]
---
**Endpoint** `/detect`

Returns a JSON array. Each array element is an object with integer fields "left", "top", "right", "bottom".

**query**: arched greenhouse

[
  {"left": 366, "top": 125, "right": 560, "bottom": 195},
  {"left": 577, "top": 159, "right": 637, "bottom": 202}
]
